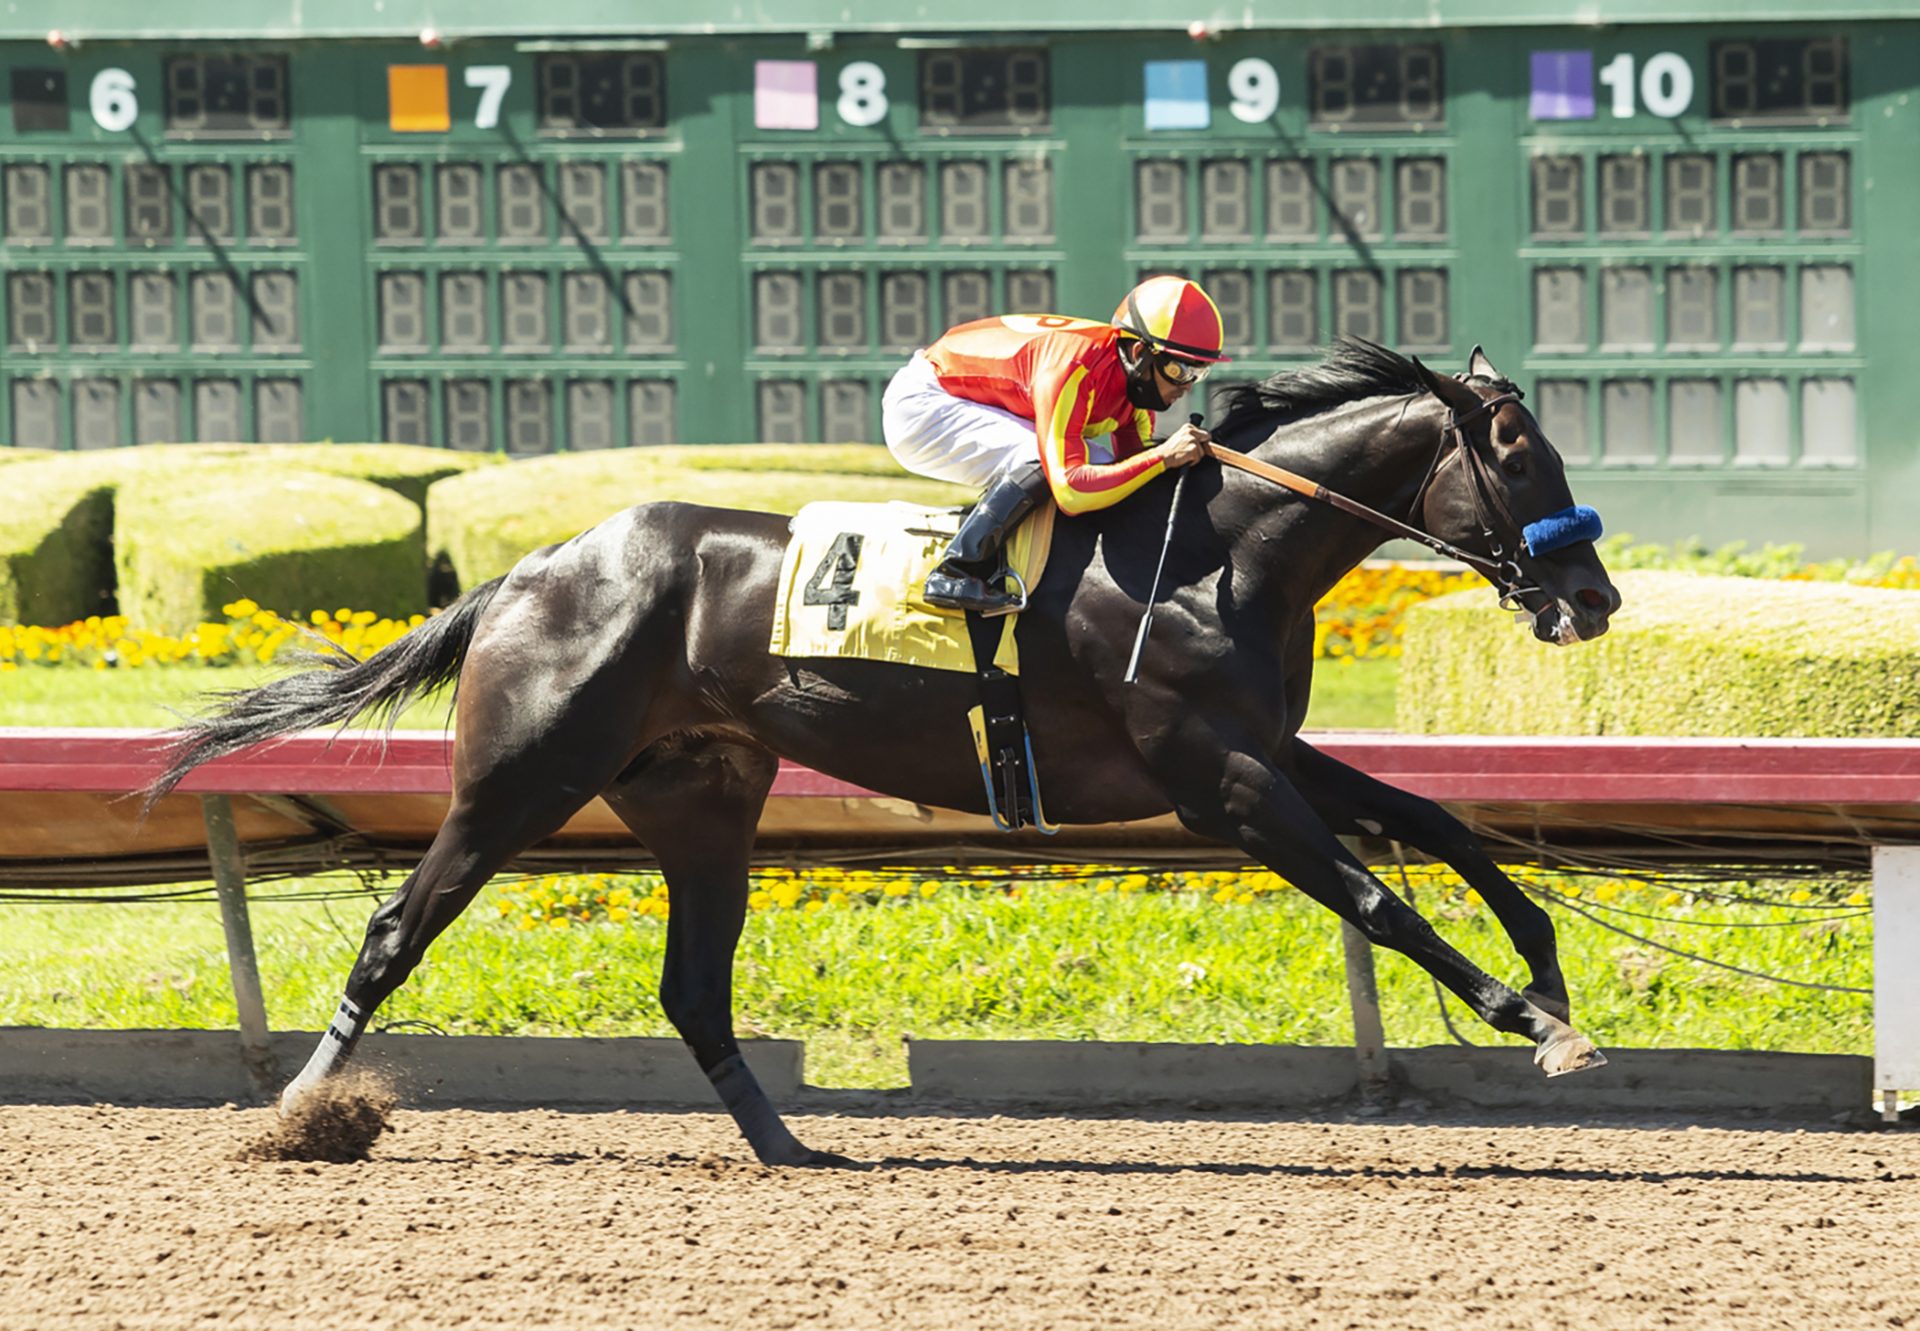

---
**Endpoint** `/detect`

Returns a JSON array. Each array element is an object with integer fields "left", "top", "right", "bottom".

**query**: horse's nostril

[{"left": 1576, "top": 586, "right": 1612, "bottom": 612}]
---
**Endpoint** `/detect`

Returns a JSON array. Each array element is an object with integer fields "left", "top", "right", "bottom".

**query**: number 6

[{"left": 90, "top": 68, "right": 138, "bottom": 133}]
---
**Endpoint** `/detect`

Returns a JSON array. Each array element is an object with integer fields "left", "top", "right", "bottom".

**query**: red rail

[{"left": 5, "top": 728, "right": 1920, "bottom": 804}]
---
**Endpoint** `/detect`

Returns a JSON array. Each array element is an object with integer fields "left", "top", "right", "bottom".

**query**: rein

[{"left": 1202, "top": 389, "right": 1547, "bottom": 612}]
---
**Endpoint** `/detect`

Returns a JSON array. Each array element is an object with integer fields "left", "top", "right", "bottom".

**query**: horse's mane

[{"left": 1211, "top": 337, "right": 1426, "bottom": 440}]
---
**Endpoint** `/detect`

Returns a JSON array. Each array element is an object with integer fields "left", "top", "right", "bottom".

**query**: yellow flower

[
  {"left": 608, "top": 907, "right": 630, "bottom": 923},
  {"left": 747, "top": 890, "right": 773, "bottom": 911},
  {"left": 548, "top": 916, "right": 569, "bottom": 930},
  {"left": 223, "top": 598, "right": 259, "bottom": 618},
  {"left": 919, "top": 882, "right": 939, "bottom": 898}
]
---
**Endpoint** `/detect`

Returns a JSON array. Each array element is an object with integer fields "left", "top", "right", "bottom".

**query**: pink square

[{"left": 755, "top": 60, "right": 818, "bottom": 131}]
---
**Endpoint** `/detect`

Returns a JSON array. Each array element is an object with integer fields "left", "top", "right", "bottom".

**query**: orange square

[{"left": 388, "top": 65, "right": 450, "bottom": 133}]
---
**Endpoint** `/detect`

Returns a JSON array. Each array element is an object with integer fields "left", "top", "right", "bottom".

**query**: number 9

[{"left": 1228, "top": 58, "right": 1280, "bottom": 124}]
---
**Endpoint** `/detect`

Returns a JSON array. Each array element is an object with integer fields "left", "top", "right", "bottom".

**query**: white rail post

[
  {"left": 1338, "top": 837, "right": 1390, "bottom": 1093},
  {"left": 1874, "top": 846, "right": 1920, "bottom": 1122},
  {"left": 200, "top": 794, "right": 277, "bottom": 1093}
]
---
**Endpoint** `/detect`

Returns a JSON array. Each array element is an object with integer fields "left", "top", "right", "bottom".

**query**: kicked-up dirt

[{"left": 2, "top": 1101, "right": 1917, "bottom": 1330}]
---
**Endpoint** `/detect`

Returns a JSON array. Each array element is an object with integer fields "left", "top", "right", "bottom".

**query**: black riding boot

[{"left": 923, "top": 462, "right": 1052, "bottom": 615}]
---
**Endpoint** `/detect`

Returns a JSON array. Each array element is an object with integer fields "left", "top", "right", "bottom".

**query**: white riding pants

[{"left": 882, "top": 352, "right": 1040, "bottom": 490}]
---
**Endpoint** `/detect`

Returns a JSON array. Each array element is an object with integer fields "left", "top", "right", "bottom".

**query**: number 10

[{"left": 1597, "top": 52, "right": 1694, "bottom": 119}]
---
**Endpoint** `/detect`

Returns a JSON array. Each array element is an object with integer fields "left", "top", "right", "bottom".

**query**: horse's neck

[{"left": 1231, "top": 394, "right": 1441, "bottom": 614}]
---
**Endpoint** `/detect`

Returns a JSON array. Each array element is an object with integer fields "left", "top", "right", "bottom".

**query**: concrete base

[
  {"left": 907, "top": 1039, "right": 1873, "bottom": 1121},
  {"left": 0, "top": 1028, "right": 804, "bottom": 1108},
  {"left": 1, "top": 1030, "right": 1873, "bottom": 1121},
  {"left": 907, "top": 1038, "right": 1359, "bottom": 1108}
]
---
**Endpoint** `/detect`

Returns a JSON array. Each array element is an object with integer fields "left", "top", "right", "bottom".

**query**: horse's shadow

[{"left": 365, "top": 1148, "right": 1900, "bottom": 1186}]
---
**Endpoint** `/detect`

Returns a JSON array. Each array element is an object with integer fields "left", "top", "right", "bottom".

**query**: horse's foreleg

[
  {"left": 1154, "top": 730, "right": 1604, "bottom": 1076},
  {"left": 601, "top": 736, "right": 843, "bottom": 1167},
  {"left": 1287, "top": 738, "right": 1570, "bottom": 1022}
]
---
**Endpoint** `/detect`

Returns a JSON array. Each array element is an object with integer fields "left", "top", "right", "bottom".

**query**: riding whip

[{"left": 1123, "top": 412, "right": 1203, "bottom": 684}]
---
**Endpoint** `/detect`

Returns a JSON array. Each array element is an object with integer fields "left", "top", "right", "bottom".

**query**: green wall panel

[{"left": 1, "top": 21, "right": 1914, "bottom": 554}]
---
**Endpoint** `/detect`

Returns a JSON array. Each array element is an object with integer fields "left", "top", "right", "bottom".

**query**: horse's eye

[{"left": 1502, "top": 456, "right": 1527, "bottom": 476}]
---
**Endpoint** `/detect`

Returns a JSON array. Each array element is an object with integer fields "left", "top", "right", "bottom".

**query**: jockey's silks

[{"left": 924, "top": 316, "right": 1165, "bottom": 515}]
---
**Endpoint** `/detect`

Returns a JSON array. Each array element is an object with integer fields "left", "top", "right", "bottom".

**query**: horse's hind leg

[
  {"left": 280, "top": 723, "right": 644, "bottom": 1109},
  {"left": 599, "top": 734, "right": 839, "bottom": 1167}
]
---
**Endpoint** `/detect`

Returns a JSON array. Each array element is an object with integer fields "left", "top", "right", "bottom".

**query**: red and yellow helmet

[{"left": 1111, "top": 275, "right": 1232, "bottom": 364}]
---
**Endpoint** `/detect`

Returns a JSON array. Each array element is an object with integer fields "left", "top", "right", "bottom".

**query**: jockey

[{"left": 882, "top": 274, "right": 1231, "bottom": 615}]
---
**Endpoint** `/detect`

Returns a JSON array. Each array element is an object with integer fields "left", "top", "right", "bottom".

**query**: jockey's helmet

[{"left": 1111, "top": 275, "right": 1234, "bottom": 366}]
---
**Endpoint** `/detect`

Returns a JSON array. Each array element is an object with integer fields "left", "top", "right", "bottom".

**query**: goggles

[{"left": 1153, "top": 353, "right": 1211, "bottom": 387}]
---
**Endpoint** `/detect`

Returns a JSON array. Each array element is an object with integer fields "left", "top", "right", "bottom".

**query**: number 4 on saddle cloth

[{"left": 768, "top": 500, "right": 1059, "bottom": 834}]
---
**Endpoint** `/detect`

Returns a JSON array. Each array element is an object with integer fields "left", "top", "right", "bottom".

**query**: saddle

[{"left": 768, "top": 500, "right": 1059, "bottom": 833}]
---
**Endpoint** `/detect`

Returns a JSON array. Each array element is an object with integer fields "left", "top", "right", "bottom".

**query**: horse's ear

[
  {"left": 1468, "top": 345, "right": 1504, "bottom": 382},
  {"left": 1412, "top": 355, "right": 1479, "bottom": 414}
]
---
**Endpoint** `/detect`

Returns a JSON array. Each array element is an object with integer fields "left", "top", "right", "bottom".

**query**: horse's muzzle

[{"left": 1529, "top": 581, "right": 1619, "bottom": 644}]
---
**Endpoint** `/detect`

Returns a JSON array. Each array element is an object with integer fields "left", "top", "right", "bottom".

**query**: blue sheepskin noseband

[{"left": 1522, "top": 505, "right": 1603, "bottom": 556}]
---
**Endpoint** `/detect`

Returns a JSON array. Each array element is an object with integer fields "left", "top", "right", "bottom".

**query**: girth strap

[{"left": 962, "top": 611, "right": 1057, "bottom": 835}]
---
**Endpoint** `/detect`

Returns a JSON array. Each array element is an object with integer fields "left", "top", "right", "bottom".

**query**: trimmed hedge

[
  {"left": 0, "top": 476, "right": 114, "bottom": 624},
  {"left": 114, "top": 462, "right": 424, "bottom": 630},
  {"left": 428, "top": 444, "right": 974, "bottom": 589},
  {"left": 1396, "top": 569, "right": 1920, "bottom": 737},
  {"left": 0, "top": 445, "right": 487, "bottom": 626}
]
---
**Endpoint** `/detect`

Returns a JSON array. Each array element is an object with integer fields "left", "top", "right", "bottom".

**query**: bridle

[{"left": 1204, "top": 380, "right": 1548, "bottom": 614}]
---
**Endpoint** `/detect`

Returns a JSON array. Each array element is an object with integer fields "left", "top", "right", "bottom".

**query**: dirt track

[{"left": 4, "top": 1102, "right": 1918, "bottom": 1330}]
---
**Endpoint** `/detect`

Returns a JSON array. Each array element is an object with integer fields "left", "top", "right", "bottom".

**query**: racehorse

[{"left": 149, "top": 339, "right": 1620, "bottom": 1166}]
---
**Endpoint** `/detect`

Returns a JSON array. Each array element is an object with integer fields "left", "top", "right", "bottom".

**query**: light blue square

[{"left": 1144, "top": 60, "right": 1209, "bottom": 131}]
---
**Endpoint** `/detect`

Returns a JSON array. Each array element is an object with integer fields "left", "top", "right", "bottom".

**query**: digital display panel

[
  {"left": 165, "top": 55, "right": 290, "bottom": 135},
  {"left": 10, "top": 68, "right": 65, "bottom": 133},
  {"left": 1309, "top": 44, "right": 1443, "bottom": 126},
  {"left": 131, "top": 272, "right": 178, "bottom": 350},
  {"left": 65, "top": 164, "right": 112, "bottom": 243},
  {"left": 877, "top": 162, "right": 927, "bottom": 242},
  {"left": 6, "top": 272, "right": 54, "bottom": 350},
  {"left": 4, "top": 164, "right": 52, "bottom": 242},
  {"left": 247, "top": 164, "right": 297, "bottom": 241},
  {"left": 126, "top": 166, "right": 172, "bottom": 243},
  {"left": 919, "top": 49, "right": 1049, "bottom": 131},
  {"left": 185, "top": 164, "right": 235, "bottom": 243},
  {"left": 1711, "top": 38, "right": 1847, "bottom": 121},
  {"left": 537, "top": 54, "right": 665, "bottom": 134}
]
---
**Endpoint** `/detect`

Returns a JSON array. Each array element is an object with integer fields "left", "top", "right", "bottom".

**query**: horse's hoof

[{"left": 1534, "top": 1029, "right": 1608, "bottom": 1077}]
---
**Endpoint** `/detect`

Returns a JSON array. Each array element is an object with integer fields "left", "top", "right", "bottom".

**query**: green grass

[
  {"left": 0, "top": 657, "right": 1401, "bottom": 730},
  {"left": 0, "top": 665, "right": 454, "bottom": 730},
  {"left": 0, "top": 873, "right": 1870, "bottom": 1087}
]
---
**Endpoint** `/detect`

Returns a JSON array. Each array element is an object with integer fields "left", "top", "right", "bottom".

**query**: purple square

[
  {"left": 755, "top": 60, "right": 818, "bottom": 131},
  {"left": 1529, "top": 50, "right": 1594, "bottom": 121}
]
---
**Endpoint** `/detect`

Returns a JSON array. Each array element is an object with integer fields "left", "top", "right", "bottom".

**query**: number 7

[{"left": 465, "top": 66, "right": 511, "bottom": 129}]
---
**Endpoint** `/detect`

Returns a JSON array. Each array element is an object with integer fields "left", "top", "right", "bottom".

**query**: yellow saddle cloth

[{"left": 768, "top": 500, "right": 1055, "bottom": 675}]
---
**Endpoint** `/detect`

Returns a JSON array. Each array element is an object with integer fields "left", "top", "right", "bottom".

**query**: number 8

[
  {"left": 838, "top": 61, "right": 888, "bottom": 128},
  {"left": 1228, "top": 58, "right": 1280, "bottom": 124}
]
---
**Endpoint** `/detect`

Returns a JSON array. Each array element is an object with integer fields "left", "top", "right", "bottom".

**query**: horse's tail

[{"left": 143, "top": 574, "right": 508, "bottom": 807}]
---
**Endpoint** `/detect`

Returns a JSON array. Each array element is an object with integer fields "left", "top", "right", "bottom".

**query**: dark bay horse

[{"left": 150, "top": 340, "right": 1620, "bottom": 1165}]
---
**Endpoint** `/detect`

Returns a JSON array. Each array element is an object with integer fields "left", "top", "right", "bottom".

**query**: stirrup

[{"left": 978, "top": 569, "right": 1028, "bottom": 618}]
